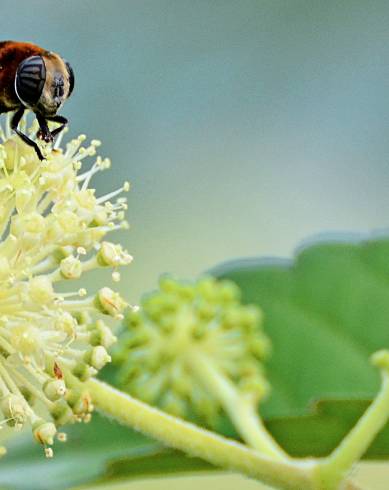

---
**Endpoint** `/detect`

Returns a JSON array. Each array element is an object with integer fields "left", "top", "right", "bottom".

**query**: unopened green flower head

[
  {"left": 0, "top": 115, "right": 132, "bottom": 456},
  {"left": 116, "top": 276, "right": 271, "bottom": 425}
]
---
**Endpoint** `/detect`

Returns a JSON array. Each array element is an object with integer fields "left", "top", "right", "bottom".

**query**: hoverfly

[{"left": 0, "top": 41, "right": 74, "bottom": 160}]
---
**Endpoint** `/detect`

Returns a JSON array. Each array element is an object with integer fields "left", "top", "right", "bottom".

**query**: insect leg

[
  {"left": 11, "top": 107, "right": 44, "bottom": 160},
  {"left": 36, "top": 114, "right": 54, "bottom": 143},
  {"left": 44, "top": 115, "right": 68, "bottom": 137}
]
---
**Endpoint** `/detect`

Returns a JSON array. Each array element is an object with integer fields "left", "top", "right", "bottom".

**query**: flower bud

[
  {"left": 90, "top": 320, "right": 117, "bottom": 348},
  {"left": 15, "top": 188, "right": 33, "bottom": 213},
  {"left": 60, "top": 256, "right": 82, "bottom": 279},
  {"left": 11, "top": 212, "right": 45, "bottom": 237},
  {"left": 97, "top": 242, "right": 133, "bottom": 267},
  {"left": 84, "top": 346, "right": 111, "bottom": 370},
  {"left": 54, "top": 312, "right": 77, "bottom": 339},
  {"left": 29, "top": 276, "right": 54, "bottom": 304},
  {"left": 33, "top": 420, "right": 57, "bottom": 445},
  {"left": 95, "top": 287, "right": 127, "bottom": 318},
  {"left": 1, "top": 394, "right": 28, "bottom": 428},
  {"left": 67, "top": 389, "right": 93, "bottom": 416},
  {"left": 55, "top": 210, "right": 80, "bottom": 234},
  {"left": 10, "top": 325, "right": 39, "bottom": 355},
  {"left": 53, "top": 246, "right": 73, "bottom": 263},
  {"left": 72, "top": 362, "right": 97, "bottom": 381},
  {"left": 44, "top": 380, "right": 67, "bottom": 401},
  {"left": 50, "top": 400, "right": 74, "bottom": 425}
]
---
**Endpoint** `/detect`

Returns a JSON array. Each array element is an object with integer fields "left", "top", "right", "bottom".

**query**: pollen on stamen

[
  {"left": 45, "top": 447, "right": 54, "bottom": 459},
  {"left": 112, "top": 271, "right": 121, "bottom": 282},
  {"left": 57, "top": 432, "right": 67, "bottom": 442}
]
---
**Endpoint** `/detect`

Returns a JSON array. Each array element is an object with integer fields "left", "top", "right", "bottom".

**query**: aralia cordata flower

[{"left": 0, "top": 114, "right": 132, "bottom": 456}]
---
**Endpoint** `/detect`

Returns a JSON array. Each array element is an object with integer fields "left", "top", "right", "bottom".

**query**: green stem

[
  {"left": 186, "top": 350, "right": 288, "bottom": 460},
  {"left": 86, "top": 378, "right": 317, "bottom": 490},
  {"left": 318, "top": 372, "right": 389, "bottom": 489}
]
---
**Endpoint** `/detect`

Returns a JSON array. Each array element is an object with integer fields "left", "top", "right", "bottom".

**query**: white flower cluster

[{"left": 0, "top": 115, "right": 132, "bottom": 456}]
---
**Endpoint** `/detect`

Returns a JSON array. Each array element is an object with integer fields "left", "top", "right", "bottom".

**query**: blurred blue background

[{"left": 3, "top": 0, "right": 389, "bottom": 305}]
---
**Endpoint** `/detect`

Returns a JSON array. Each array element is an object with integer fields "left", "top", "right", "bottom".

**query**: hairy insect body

[
  {"left": 0, "top": 41, "right": 45, "bottom": 111},
  {"left": 0, "top": 41, "right": 74, "bottom": 160}
]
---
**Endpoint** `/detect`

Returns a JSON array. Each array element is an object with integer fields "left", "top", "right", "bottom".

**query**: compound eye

[
  {"left": 15, "top": 56, "right": 46, "bottom": 108},
  {"left": 65, "top": 61, "right": 74, "bottom": 97}
]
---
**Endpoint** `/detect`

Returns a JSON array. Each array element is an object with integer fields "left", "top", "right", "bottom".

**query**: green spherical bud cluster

[{"left": 115, "top": 276, "right": 271, "bottom": 425}]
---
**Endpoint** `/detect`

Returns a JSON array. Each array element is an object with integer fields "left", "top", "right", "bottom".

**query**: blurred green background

[{"left": 2, "top": 0, "right": 389, "bottom": 488}]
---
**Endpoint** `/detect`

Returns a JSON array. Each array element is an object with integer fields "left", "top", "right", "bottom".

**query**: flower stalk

[
  {"left": 87, "top": 378, "right": 317, "bottom": 490},
  {"left": 87, "top": 378, "right": 365, "bottom": 490},
  {"left": 187, "top": 349, "right": 288, "bottom": 460},
  {"left": 114, "top": 277, "right": 379, "bottom": 490},
  {"left": 317, "top": 350, "right": 389, "bottom": 490}
]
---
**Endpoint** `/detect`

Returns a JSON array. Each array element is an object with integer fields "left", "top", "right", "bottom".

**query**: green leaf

[
  {"left": 212, "top": 236, "right": 389, "bottom": 456},
  {"left": 92, "top": 448, "right": 213, "bottom": 484},
  {"left": 266, "top": 398, "right": 389, "bottom": 459}
]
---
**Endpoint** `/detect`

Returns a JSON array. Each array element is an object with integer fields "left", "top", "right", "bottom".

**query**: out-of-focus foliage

[
  {"left": 214, "top": 236, "right": 389, "bottom": 416},
  {"left": 3, "top": 236, "right": 389, "bottom": 489}
]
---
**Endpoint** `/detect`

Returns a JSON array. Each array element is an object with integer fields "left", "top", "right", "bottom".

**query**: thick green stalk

[
  {"left": 186, "top": 350, "right": 288, "bottom": 460},
  {"left": 87, "top": 379, "right": 367, "bottom": 490},
  {"left": 86, "top": 378, "right": 318, "bottom": 490},
  {"left": 317, "top": 372, "right": 389, "bottom": 490}
]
